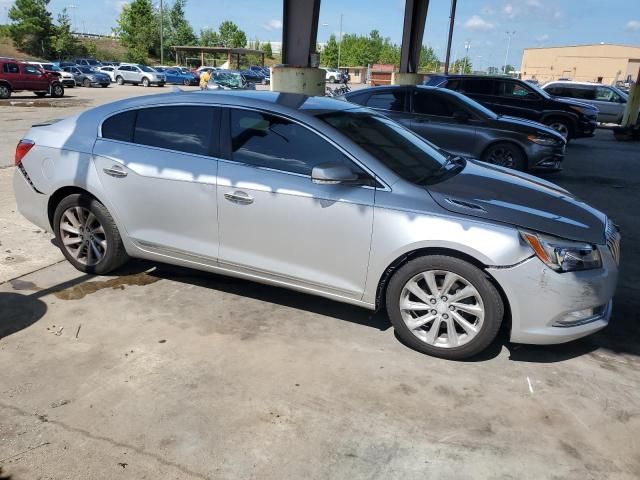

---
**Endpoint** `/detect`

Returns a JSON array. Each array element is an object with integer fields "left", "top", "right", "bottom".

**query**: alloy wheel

[
  {"left": 399, "top": 270, "right": 485, "bottom": 348},
  {"left": 59, "top": 206, "right": 107, "bottom": 266},
  {"left": 548, "top": 121, "right": 569, "bottom": 139},
  {"left": 485, "top": 146, "right": 516, "bottom": 168}
]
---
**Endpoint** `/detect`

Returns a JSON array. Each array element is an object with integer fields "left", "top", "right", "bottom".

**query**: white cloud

[
  {"left": 261, "top": 19, "right": 283, "bottom": 31},
  {"left": 526, "top": 0, "right": 543, "bottom": 8},
  {"left": 464, "top": 15, "right": 495, "bottom": 31},
  {"left": 536, "top": 34, "right": 549, "bottom": 42},
  {"left": 503, "top": 4, "right": 515, "bottom": 18},
  {"left": 627, "top": 20, "right": 640, "bottom": 31}
]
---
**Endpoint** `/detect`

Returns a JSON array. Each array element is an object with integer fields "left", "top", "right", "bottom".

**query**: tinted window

[
  {"left": 102, "top": 110, "right": 136, "bottom": 142},
  {"left": 365, "top": 91, "right": 406, "bottom": 111},
  {"left": 3, "top": 63, "right": 19, "bottom": 73},
  {"left": 498, "top": 81, "right": 538, "bottom": 98},
  {"left": 413, "top": 91, "right": 456, "bottom": 117},
  {"left": 23, "top": 64, "right": 41, "bottom": 75},
  {"left": 596, "top": 86, "right": 620, "bottom": 102},
  {"left": 135, "top": 106, "right": 215, "bottom": 155},
  {"left": 461, "top": 79, "right": 494, "bottom": 95},
  {"left": 317, "top": 109, "right": 450, "bottom": 185},
  {"left": 230, "top": 109, "right": 359, "bottom": 176}
]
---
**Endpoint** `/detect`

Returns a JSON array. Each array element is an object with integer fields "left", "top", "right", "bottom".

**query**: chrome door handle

[
  {"left": 103, "top": 165, "right": 127, "bottom": 177},
  {"left": 224, "top": 191, "right": 254, "bottom": 205}
]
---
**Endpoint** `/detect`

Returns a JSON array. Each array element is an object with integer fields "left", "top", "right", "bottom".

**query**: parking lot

[{"left": 1, "top": 87, "right": 640, "bottom": 479}]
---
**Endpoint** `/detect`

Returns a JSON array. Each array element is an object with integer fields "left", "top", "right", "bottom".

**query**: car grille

[{"left": 605, "top": 220, "right": 621, "bottom": 265}]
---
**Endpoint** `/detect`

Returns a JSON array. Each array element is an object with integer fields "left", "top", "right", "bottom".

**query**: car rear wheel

[
  {"left": 116, "top": 76, "right": 124, "bottom": 85},
  {"left": 0, "top": 83, "right": 11, "bottom": 99},
  {"left": 142, "top": 77, "right": 150, "bottom": 87},
  {"left": 545, "top": 118, "right": 572, "bottom": 140},
  {"left": 53, "top": 194, "right": 129, "bottom": 275},
  {"left": 386, "top": 255, "right": 503, "bottom": 360},
  {"left": 481, "top": 142, "right": 526, "bottom": 170},
  {"left": 83, "top": 78, "right": 91, "bottom": 88},
  {"left": 50, "top": 83, "right": 64, "bottom": 98}
]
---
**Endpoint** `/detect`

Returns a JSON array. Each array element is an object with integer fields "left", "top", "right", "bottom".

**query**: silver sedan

[{"left": 13, "top": 91, "right": 620, "bottom": 359}]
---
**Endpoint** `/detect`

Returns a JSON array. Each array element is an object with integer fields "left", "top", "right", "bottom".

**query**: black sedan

[{"left": 343, "top": 85, "right": 566, "bottom": 171}]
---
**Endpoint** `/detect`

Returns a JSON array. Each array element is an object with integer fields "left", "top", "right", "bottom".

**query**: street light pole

[
  {"left": 337, "top": 13, "right": 343, "bottom": 70},
  {"left": 503, "top": 31, "right": 515, "bottom": 74},
  {"left": 463, "top": 40, "right": 471, "bottom": 73},
  {"left": 160, "top": 0, "right": 164, "bottom": 65}
]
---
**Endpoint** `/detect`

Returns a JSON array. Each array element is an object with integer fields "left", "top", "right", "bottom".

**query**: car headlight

[
  {"left": 520, "top": 230, "right": 602, "bottom": 272},
  {"left": 527, "top": 134, "right": 560, "bottom": 146}
]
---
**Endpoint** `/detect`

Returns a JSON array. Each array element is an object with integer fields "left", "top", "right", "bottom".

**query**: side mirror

[
  {"left": 311, "top": 162, "right": 359, "bottom": 185},
  {"left": 453, "top": 110, "right": 470, "bottom": 123}
]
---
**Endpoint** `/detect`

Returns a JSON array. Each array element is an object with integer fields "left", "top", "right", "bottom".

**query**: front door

[
  {"left": 593, "top": 86, "right": 625, "bottom": 123},
  {"left": 409, "top": 89, "right": 478, "bottom": 157},
  {"left": 493, "top": 79, "right": 543, "bottom": 121},
  {"left": 93, "top": 105, "right": 221, "bottom": 261},
  {"left": 217, "top": 108, "right": 375, "bottom": 299}
]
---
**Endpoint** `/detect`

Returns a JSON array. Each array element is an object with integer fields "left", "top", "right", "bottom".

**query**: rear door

[
  {"left": 408, "top": 89, "right": 477, "bottom": 157},
  {"left": 2, "top": 62, "right": 25, "bottom": 89},
  {"left": 216, "top": 107, "right": 376, "bottom": 299},
  {"left": 93, "top": 105, "right": 221, "bottom": 261}
]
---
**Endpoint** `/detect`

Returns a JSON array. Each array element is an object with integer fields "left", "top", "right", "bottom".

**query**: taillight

[{"left": 15, "top": 139, "right": 35, "bottom": 166}]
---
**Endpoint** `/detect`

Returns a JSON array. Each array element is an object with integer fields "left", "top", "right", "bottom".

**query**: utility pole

[
  {"left": 503, "top": 31, "right": 515, "bottom": 74},
  {"left": 337, "top": 13, "right": 343, "bottom": 70},
  {"left": 67, "top": 4, "right": 77, "bottom": 32},
  {"left": 463, "top": 40, "right": 471, "bottom": 73},
  {"left": 160, "top": 0, "right": 164, "bottom": 65},
  {"left": 443, "top": 0, "right": 457, "bottom": 75}
]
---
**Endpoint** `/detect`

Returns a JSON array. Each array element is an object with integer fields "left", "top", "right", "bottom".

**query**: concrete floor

[{"left": 1, "top": 88, "right": 640, "bottom": 479}]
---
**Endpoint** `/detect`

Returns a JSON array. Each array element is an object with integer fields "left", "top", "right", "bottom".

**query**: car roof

[{"left": 544, "top": 80, "right": 609, "bottom": 87}]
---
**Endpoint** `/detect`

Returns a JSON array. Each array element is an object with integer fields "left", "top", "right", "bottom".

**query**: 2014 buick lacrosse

[{"left": 13, "top": 91, "right": 620, "bottom": 359}]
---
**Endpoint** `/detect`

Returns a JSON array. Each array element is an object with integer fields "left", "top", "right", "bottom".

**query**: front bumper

[
  {"left": 528, "top": 142, "right": 565, "bottom": 170},
  {"left": 61, "top": 78, "right": 75, "bottom": 87},
  {"left": 488, "top": 251, "right": 618, "bottom": 345},
  {"left": 575, "top": 116, "right": 598, "bottom": 138}
]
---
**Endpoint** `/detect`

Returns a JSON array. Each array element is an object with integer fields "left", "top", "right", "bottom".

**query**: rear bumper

[
  {"left": 488, "top": 252, "right": 618, "bottom": 345},
  {"left": 13, "top": 167, "right": 51, "bottom": 233}
]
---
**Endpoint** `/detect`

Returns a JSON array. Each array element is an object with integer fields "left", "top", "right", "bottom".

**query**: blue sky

[{"left": 2, "top": 0, "right": 639, "bottom": 69}]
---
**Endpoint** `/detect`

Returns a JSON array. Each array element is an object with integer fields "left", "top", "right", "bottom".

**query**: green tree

[
  {"left": 487, "top": 66, "right": 500, "bottom": 75},
  {"left": 114, "top": 0, "right": 158, "bottom": 63},
  {"left": 378, "top": 40, "right": 400, "bottom": 66},
  {"left": 419, "top": 46, "right": 439, "bottom": 72},
  {"left": 321, "top": 34, "right": 339, "bottom": 67},
  {"left": 218, "top": 20, "right": 246, "bottom": 48},
  {"left": 8, "top": 0, "right": 54, "bottom": 57},
  {"left": 452, "top": 56, "right": 472, "bottom": 74},
  {"left": 169, "top": 0, "right": 196, "bottom": 47},
  {"left": 50, "top": 8, "right": 81, "bottom": 59},
  {"left": 199, "top": 27, "right": 219, "bottom": 47},
  {"left": 503, "top": 64, "right": 515, "bottom": 74},
  {"left": 261, "top": 41, "right": 273, "bottom": 59}
]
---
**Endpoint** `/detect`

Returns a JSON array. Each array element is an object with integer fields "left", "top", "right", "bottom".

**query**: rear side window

[
  {"left": 365, "top": 91, "right": 406, "bottom": 111},
  {"left": 102, "top": 110, "right": 136, "bottom": 142},
  {"left": 3, "top": 63, "right": 19, "bottom": 74},
  {"left": 229, "top": 109, "right": 360, "bottom": 176},
  {"left": 134, "top": 106, "right": 215, "bottom": 155},
  {"left": 413, "top": 91, "right": 456, "bottom": 117},
  {"left": 460, "top": 79, "right": 494, "bottom": 95}
]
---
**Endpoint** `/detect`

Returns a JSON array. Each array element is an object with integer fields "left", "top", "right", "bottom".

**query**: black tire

[
  {"left": 0, "top": 83, "right": 11, "bottom": 99},
  {"left": 101, "top": 84, "right": 109, "bottom": 88},
  {"left": 34, "top": 91, "right": 47, "bottom": 97},
  {"left": 83, "top": 78, "right": 92, "bottom": 88},
  {"left": 386, "top": 255, "right": 504, "bottom": 360},
  {"left": 545, "top": 117, "right": 573, "bottom": 141},
  {"left": 142, "top": 77, "right": 150, "bottom": 87},
  {"left": 157, "top": 82, "right": 165, "bottom": 87},
  {"left": 481, "top": 142, "right": 526, "bottom": 171},
  {"left": 116, "top": 76, "right": 124, "bottom": 85},
  {"left": 183, "top": 78, "right": 191, "bottom": 86},
  {"left": 50, "top": 83, "right": 64, "bottom": 98},
  {"left": 53, "top": 194, "right": 129, "bottom": 275}
]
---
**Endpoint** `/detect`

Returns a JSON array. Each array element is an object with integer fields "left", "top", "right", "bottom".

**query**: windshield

[
  {"left": 209, "top": 72, "right": 243, "bottom": 88},
  {"left": 139, "top": 65, "right": 155, "bottom": 72},
  {"left": 87, "top": 59, "right": 100, "bottom": 66},
  {"left": 525, "top": 81, "right": 552, "bottom": 99},
  {"left": 79, "top": 67, "right": 95, "bottom": 73},
  {"left": 316, "top": 109, "right": 458, "bottom": 185}
]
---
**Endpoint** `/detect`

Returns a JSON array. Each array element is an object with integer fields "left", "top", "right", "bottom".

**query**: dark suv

[
  {"left": 425, "top": 75, "right": 598, "bottom": 140},
  {"left": 0, "top": 57, "right": 64, "bottom": 99}
]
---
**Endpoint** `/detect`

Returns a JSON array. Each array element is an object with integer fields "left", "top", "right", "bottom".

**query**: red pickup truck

[{"left": 0, "top": 57, "right": 64, "bottom": 99}]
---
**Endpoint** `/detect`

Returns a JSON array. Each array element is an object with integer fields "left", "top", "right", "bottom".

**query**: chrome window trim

[{"left": 98, "top": 102, "right": 391, "bottom": 192}]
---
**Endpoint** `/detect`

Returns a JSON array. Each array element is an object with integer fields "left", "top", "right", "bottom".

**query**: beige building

[{"left": 521, "top": 43, "right": 640, "bottom": 84}]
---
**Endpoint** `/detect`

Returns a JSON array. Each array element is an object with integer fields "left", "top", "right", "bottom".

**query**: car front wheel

[
  {"left": 50, "top": 83, "right": 64, "bottom": 98},
  {"left": 116, "top": 76, "right": 124, "bottom": 85},
  {"left": 481, "top": 142, "right": 526, "bottom": 170},
  {"left": 142, "top": 77, "right": 150, "bottom": 87},
  {"left": 386, "top": 255, "right": 504, "bottom": 360},
  {"left": 53, "top": 194, "right": 129, "bottom": 274},
  {"left": 545, "top": 118, "right": 572, "bottom": 140}
]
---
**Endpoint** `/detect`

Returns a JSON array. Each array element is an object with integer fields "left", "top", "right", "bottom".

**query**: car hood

[
  {"left": 426, "top": 160, "right": 607, "bottom": 244},
  {"left": 496, "top": 115, "right": 565, "bottom": 138},
  {"left": 552, "top": 96, "right": 599, "bottom": 112}
]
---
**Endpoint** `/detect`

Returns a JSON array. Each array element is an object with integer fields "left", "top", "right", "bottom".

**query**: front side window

[
  {"left": 229, "top": 109, "right": 360, "bottom": 176},
  {"left": 139, "top": 65, "right": 154, "bottom": 72},
  {"left": 3, "top": 63, "right": 19, "bottom": 74},
  {"left": 498, "top": 81, "right": 538, "bottom": 99},
  {"left": 413, "top": 91, "right": 456, "bottom": 117},
  {"left": 23, "top": 64, "right": 41, "bottom": 75},
  {"left": 133, "top": 106, "right": 215, "bottom": 155},
  {"left": 317, "top": 109, "right": 450, "bottom": 185},
  {"left": 596, "top": 86, "right": 619, "bottom": 102},
  {"left": 365, "top": 91, "right": 406, "bottom": 111}
]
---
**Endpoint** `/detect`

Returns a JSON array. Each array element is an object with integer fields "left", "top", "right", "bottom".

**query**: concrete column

[
  {"left": 270, "top": 66, "right": 325, "bottom": 96},
  {"left": 391, "top": 72, "right": 422, "bottom": 85}
]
